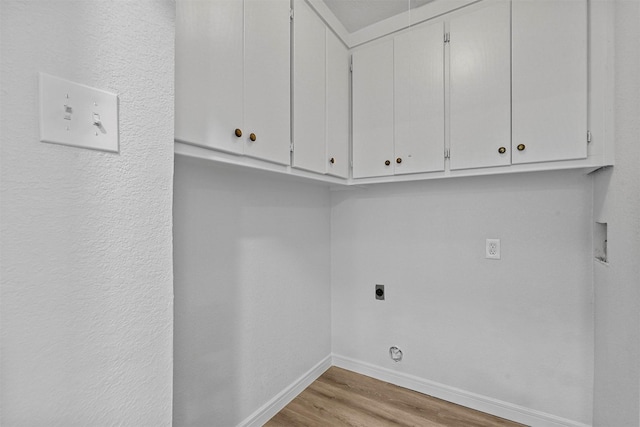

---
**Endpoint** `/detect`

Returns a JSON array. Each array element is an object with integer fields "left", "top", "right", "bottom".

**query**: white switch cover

[{"left": 39, "top": 73, "right": 119, "bottom": 152}]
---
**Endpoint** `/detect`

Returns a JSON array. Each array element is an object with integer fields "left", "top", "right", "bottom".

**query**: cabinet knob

[
  {"left": 385, "top": 160, "right": 391, "bottom": 166},
  {"left": 329, "top": 157, "right": 335, "bottom": 164},
  {"left": 517, "top": 144, "right": 526, "bottom": 151},
  {"left": 498, "top": 147, "right": 506, "bottom": 154},
  {"left": 249, "top": 133, "right": 257, "bottom": 142},
  {"left": 234, "top": 128, "right": 242, "bottom": 137},
  {"left": 396, "top": 157, "right": 402, "bottom": 164}
]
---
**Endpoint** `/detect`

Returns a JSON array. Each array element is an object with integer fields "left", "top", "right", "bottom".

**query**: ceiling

[{"left": 322, "top": 0, "right": 435, "bottom": 33}]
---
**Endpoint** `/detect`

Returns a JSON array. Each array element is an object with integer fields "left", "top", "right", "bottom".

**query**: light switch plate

[{"left": 39, "top": 73, "right": 119, "bottom": 152}]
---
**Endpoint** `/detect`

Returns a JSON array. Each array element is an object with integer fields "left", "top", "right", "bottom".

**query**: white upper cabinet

[
  {"left": 353, "top": 19, "right": 445, "bottom": 179},
  {"left": 244, "top": 0, "right": 292, "bottom": 165},
  {"left": 293, "top": 0, "right": 350, "bottom": 178},
  {"left": 352, "top": 40, "right": 395, "bottom": 179},
  {"left": 326, "top": 30, "right": 350, "bottom": 178},
  {"left": 176, "top": 0, "right": 291, "bottom": 165},
  {"left": 293, "top": 0, "right": 326, "bottom": 174},
  {"left": 177, "top": 0, "right": 609, "bottom": 184},
  {"left": 448, "top": 0, "right": 511, "bottom": 171},
  {"left": 512, "top": 0, "right": 588, "bottom": 165},
  {"left": 176, "top": 0, "right": 244, "bottom": 156},
  {"left": 394, "top": 22, "right": 445, "bottom": 175}
]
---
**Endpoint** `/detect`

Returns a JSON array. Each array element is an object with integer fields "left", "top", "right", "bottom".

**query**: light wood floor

[{"left": 264, "top": 367, "right": 526, "bottom": 427}]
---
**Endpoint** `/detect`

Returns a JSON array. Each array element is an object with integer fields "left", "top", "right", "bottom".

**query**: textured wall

[
  {"left": 593, "top": 0, "right": 640, "bottom": 425},
  {"left": 331, "top": 170, "right": 594, "bottom": 424},
  {"left": 173, "top": 156, "right": 332, "bottom": 426},
  {"left": 0, "top": 1, "right": 175, "bottom": 426}
]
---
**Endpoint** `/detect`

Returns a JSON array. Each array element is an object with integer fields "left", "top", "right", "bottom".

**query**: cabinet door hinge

[
  {"left": 587, "top": 130, "right": 592, "bottom": 143},
  {"left": 444, "top": 32, "right": 450, "bottom": 43},
  {"left": 444, "top": 148, "right": 451, "bottom": 159},
  {"left": 290, "top": 8, "right": 294, "bottom": 21},
  {"left": 350, "top": 56, "right": 353, "bottom": 73},
  {"left": 290, "top": 142, "right": 294, "bottom": 152}
]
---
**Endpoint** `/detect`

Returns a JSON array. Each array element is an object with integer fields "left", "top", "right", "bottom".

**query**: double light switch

[{"left": 39, "top": 73, "right": 119, "bottom": 152}]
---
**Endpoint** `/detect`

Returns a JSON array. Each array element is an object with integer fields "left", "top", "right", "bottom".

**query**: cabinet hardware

[
  {"left": 498, "top": 146, "right": 506, "bottom": 154},
  {"left": 330, "top": 157, "right": 335, "bottom": 164},
  {"left": 384, "top": 160, "right": 391, "bottom": 166},
  {"left": 517, "top": 144, "right": 526, "bottom": 151},
  {"left": 249, "top": 133, "right": 257, "bottom": 142},
  {"left": 396, "top": 157, "right": 402, "bottom": 164},
  {"left": 587, "top": 130, "right": 592, "bottom": 143},
  {"left": 234, "top": 128, "right": 242, "bottom": 137},
  {"left": 444, "top": 32, "right": 450, "bottom": 43},
  {"left": 290, "top": 8, "right": 294, "bottom": 21}
]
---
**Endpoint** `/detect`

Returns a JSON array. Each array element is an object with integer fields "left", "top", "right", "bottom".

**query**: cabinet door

[
  {"left": 449, "top": 1, "right": 511, "bottom": 170},
  {"left": 352, "top": 40, "right": 394, "bottom": 179},
  {"left": 244, "top": 0, "right": 291, "bottom": 165},
  {"left": 175, "top": 0, "right": 243, "bottom": 154},
  {"left": 292, "top": 0, "right": 326, "bottom": 174},
  {"left": 394, "top": 22, "right": 445, "bottom": 175},
  {"left": 326, "top": 30, "right": 350, "bottom": 178},
  {"left": 512, "top": 0, "right": 587, "bottom": 164}
]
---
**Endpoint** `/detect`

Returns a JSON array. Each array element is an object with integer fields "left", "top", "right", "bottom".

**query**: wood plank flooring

[{"left": 264, "top": 367, "right": 525, "bottom": 427}]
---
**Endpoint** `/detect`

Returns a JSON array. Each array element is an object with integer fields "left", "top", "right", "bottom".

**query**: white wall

[
  {"left": 173, "top": 156, "right": 332, "bottom": 426},
  {"left": 331, "top": 170, "right": 594, "bottom": 424},
  {"left": 0, "top": 1, "right": 175, "bottom": 426},
  {"left": 593, "top": 0, "right": 640, "bottom": 425}
]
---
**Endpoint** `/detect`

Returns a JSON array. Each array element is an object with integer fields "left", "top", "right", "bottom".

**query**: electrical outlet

[{"left": 486, "top": 239, "right": 501, "bottom": 260}]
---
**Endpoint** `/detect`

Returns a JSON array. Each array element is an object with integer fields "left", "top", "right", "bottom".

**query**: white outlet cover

[
  {"left": 39, "top": 73, "right": 119, "bottom": 152},
  {"left": 486, "top": 238, "right": 501, "bottom": 260}
]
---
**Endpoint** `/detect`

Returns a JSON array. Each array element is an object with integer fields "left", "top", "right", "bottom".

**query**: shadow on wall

[
  {"left": 172, "top": 157, "right": 242, "bottom": 425},
  {"left": 172, "top": 155, "right": 332, "bottom": 426}
]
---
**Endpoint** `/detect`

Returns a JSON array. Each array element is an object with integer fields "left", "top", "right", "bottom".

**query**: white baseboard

[
  {"left": 331, "top": 354, "right": 591, "bottom": 427},
  {"left": 236, "top": 353, "right": 590, "bottom": 427},
  {"left": 237, "top": 355, "right": 332, "bottom": 427}
]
